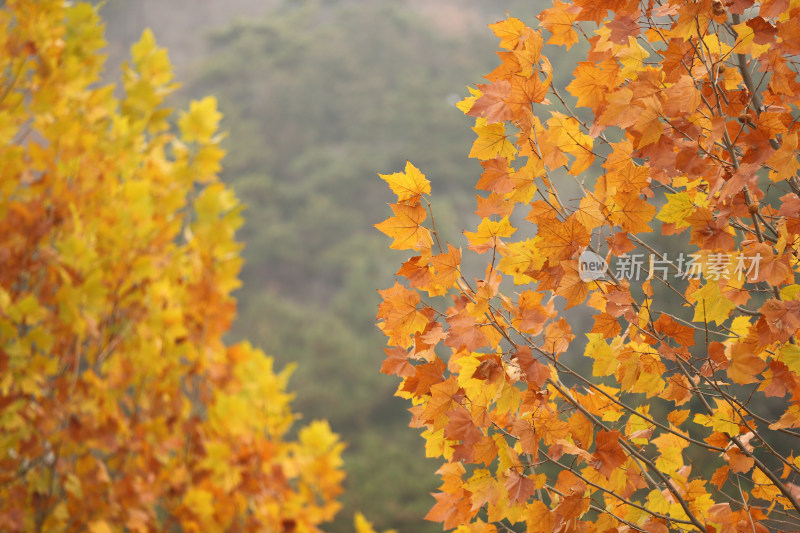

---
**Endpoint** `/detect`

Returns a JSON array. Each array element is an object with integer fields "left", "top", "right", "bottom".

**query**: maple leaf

[
  {"left": 760, "top": 359, "right": 795, "bottom": 398},
  {"left": 445, "top": 307, "right": 490, "bottom": 352},
  {"left": 374, "top": 203, "right": 433, "bottom": 251},
  {"left": 475, "top": 193, "right": 514, "bottom": 218},
  {"left": 381, "top": 347, "right": 414, "bottom": 377},
  {"left": 402, "top": 357, "right": 446, "bottom": 398},
  {"left": 464, "top": 216, "right": 516, "bottom": 252},
  {"left": 477, "top": 157, "right": 516, "bottom": 194},
  {"left": 507, "top": 73, "right": 550, "bottom": 115},
  {"left": 179, "top": 96, "right": 222, "bottom": 143},
  {"left": 608, "top": 192, "right": 657, "bottom": 233},
  {"left": 695, "top": 400, "right": 742, "bottom": 435},
  {"left": 567, "top": 61, "right": 617, "bottom": 109},
  {"left": 585, "top": 333, "right": 618, "bottom": 377},
  {"left": 489, "top": 17, "right": 528, "bottom": 50},
  {"left": 652, "top": 432, "right": 690, "bottom": 474},
  {"left": 591, "top": 312, "right": 622, "bottom": 338},
  {"left": 691, "top": 281, "right": 736, "bottom": 326},
  {"left": 424, "top": 491, "right": 475, "bottom": 529},
  {"left": 656, "top": 192, "right": 694, "bottom": 227},
  {"left": 525, "top": 501, "right": 555, "bottom": 532},
  {"left": 468, "top": 81, "right": 513, "bottom": 124},
  {"left": 456, "top": 85, "right": 482, "bottom": 114},
  {"left": 761, "top": 0, "right": 789, "bottom": 18},
  {"left": 469, "top": 121, "right": 517, "bottom": 161},
  {"left": 632, "top": 101, "right": 663, "bottom": 148},
  {"left": 538, "top": 0, "right": 580, "bottom": 48},
  {"left": 428, "top": 244, "right": 461, "bottom": 296},
  {"left": 379, "top": 161, "right": 431, "bottom": 205},
  {"left": 766, "top": 132, "right": 800, "bottom": 182},
  {"left": 591, "top": 430, "right": 626, "bottom": 478},
  {"left": 421, "top": 377, "right": 464, "bottom": 427},
  {"left": 514, "top": 346, "right": 551, "bottom": 388},
  {"left": 727, "top": 342, "right": 766, "bottom": 385},
  {"left": 444, "top": 407, "right": 481, "bottom": 444},
  {"left": 505, "top": 470, "right": 537, "bottom": 504},
  {"left": 769, "top": 404, "right": 800, "bottom": 430},
  {"left": 759, "top": 299, "right": 800, "bottom": 344},
  {"left": 535, "top": 215, "right": 591, "bottom": 262},
  {"left": 544, "top": 318, "right": 574, "bottom": 354},
  {"left": 396, "top": 255, "right": 433, "bottom": 289},
  {"left": 725, "top": 447, "right": 755, "bottom": 474},
  {"left": 607, "top": 15, "right": 640, "bottom": 44},
  {"left": 377, "top": 282, "right": 430, "bottom": 347},
  {"left": 660, "top": 374, "right": 692, "bottom": 406},
  {"left": 653, "top": 313, "right": 696, "bottom": 346},
  {"left": 553, "top": 471, "right": 589, "bottom": 519}
]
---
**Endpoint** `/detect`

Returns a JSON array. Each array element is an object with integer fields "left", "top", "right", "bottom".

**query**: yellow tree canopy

[{"left": 0, "top": 1, "right": 344, "bottom": 531}]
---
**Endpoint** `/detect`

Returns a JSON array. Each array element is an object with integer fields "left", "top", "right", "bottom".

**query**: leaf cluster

[{"left": 377, "top": 1, "right": 800, "bottom": 531}]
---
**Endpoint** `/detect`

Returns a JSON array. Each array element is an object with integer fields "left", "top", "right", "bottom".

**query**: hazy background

[{"left": 95, "top": 1, "right": 564, "bottom": 530}]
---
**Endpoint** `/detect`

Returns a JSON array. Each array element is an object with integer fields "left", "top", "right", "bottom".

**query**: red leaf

[
  {"left": 380, "top": 347, "right": 415, "bottom": 377},
  {"left": 514, "top": 346, "right": 551, "bottom": 388},
  {"left": 468, "top": 80, "right": 513, "bottom": 124},
  {"left": 748, "top": 17, "right": 778, "bottom": 44},
  {"left": 591, "top": 430, "right": 626, "bottom": 478},
  {"left": 505, "top": 470, "right": 537, "bottom": 504}
]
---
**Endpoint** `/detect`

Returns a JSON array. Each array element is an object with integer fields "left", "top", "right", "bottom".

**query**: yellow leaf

[
  {"left": 694, "top": 399, "right": 740, "bottom": 435},
  {"left": 691, "top": 282, "right": 735, "bottom": 325},
  {"left": 178, "top": 96, "right": 222, "bottom": 143},
  {"left": 652, "top": 432, "right": 689, "bottom": 474},
  {"left": 778, "top": 343, "right": 800, "bottom": 374},
  {"left": 489, "top": 17, "right": 528, "bottom": 50},
  {"left": 374, "top": 203, "right": 433, "bottom": 251},
  {"left": 751, "top": 468, "right": 781, "bottom": 501},
  {"left": 88, "top": 521, "right": 114, "bottom": 533},
  {"left": 585, "top": 333, "right": 617, "bottom": 377},
  {"left": 422, "top": 427, "right": 454, "bottom": 459},
  {"left": 380, "top": 161, "right": 431, "bottom": 205},
  {"left": 464, "top": 216, "right": 516, "bottom": 247},
  {"left": 456, "top": 86, "right": 481, "bottom": 114},
  {"left": 469, "top": 121, "right": 517, "bottom": 161},
  {"left": 354, "top": 513, "right": 397, "bottom": 533},
  {"left": 497, "top": 239, "right": 543, "bottom": 284},
  {"left": 656, "top": 192, "right": 694, "bottom": 226}
]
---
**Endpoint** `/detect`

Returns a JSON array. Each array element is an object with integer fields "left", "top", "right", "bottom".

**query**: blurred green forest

[{"left": 98, "top": 0, "right": 555, "bottom": 530}]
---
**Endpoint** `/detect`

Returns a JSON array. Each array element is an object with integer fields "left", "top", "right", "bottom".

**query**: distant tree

[
  {"left": 183, "top": 4, "right": 511, "bottom": 530},
  {"left": 0, "top": 2, "right": 343, "bottom": 531},
  {"left": 379, "top": 1, "right": 800, "bottom": 531}
]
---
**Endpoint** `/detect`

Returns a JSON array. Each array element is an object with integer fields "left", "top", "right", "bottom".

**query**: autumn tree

[
  {"left": 377, "top": 0, "right": 800, "bottom": 531},
  {"left": 0, "top": 1, "right": 346, "bottom": 531}
]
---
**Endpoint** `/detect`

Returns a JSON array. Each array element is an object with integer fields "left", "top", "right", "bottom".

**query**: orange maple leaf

[
  {"left": 727, "top": 342, "right": 767, "bottom": 385},
  {"left": 544, "top": 318, "right": 574, "bottom": 354},
  {"left": 538, "top": 0, "right": 580, "bottom": 48},
  {"left": 380, "top": 347, "right": 415, "bottom": 377},
  {"left": 377, "top": 282, "right": 430, "bottom": 348},
  {"left": 375, "top": 203, "right": 433, "bottom": 251},
  {"left": 489, "top": 17, "right": 528, "bottom": 50},
  {"left": 428, "top": 244, "right": 462, "bottom": 296}
]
